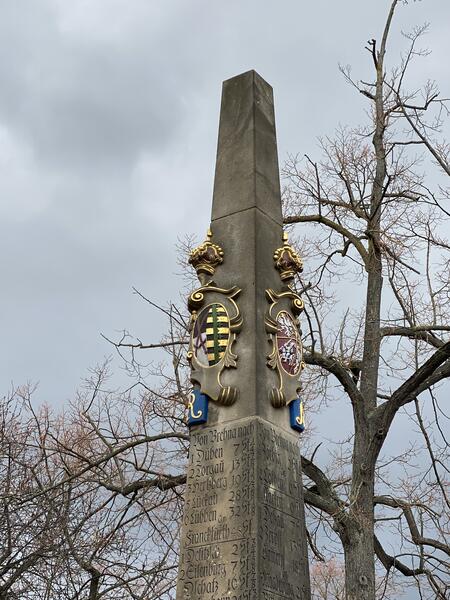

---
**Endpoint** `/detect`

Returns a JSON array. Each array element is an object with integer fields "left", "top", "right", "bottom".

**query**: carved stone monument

[{"left": 177, "top": 70, "right": 311, "bottom": 600}]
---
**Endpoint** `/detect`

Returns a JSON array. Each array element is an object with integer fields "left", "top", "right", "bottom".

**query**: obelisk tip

[
  {"left": 222, "top": 69, "right": 272, "bottom": 90},
  {"left": 211, "top": 68, "right": 282, "bottom": 224}
]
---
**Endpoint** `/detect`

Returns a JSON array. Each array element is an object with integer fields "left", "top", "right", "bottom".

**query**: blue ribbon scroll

[
  {"left": 289, "top": 397, "right": 305, "bottom": 433},
  {"left": 187, "top": 389, "right": 209, "bottom": 427}
]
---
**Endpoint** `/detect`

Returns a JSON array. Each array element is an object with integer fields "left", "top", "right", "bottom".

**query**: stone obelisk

[{"left": 177, "top": 70, "right": 311, "bottom": 600}]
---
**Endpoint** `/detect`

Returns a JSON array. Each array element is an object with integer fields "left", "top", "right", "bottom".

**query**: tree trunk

[
  {"left": 342, "top": 403, "right": 377, "bottom": 600},
  {"left": 344, "top": 236, "right": 381, "bottom": 600},
  {"left": 344, "top": 526, "right": 375, "bottom": 600},
  {"left": 343, "top": 7, "right": 389, "bottom": 594},
  {"left": 88, "top": 572, "right": 100, "bottom": 600}
]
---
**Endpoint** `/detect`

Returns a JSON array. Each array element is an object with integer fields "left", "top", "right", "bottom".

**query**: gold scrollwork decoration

[
  {"left": 188, "top": 283, "right": 242, "bottom": 406},
  {"left": 265, "top": 288, "right": 305, "bottom": 408},
  {"left": 188, "top": 393, "right": 203, "bottom": 419},
  {"left": 189, "top": 291, "right": 204, "bottom": 309},
  {"left": 296, "top": 400, "right": 305, "bottom": 426}
]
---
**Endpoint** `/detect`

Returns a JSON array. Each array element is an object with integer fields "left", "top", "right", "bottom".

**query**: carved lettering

[{"left": 177, "top": 419, "right": 307, "bottom": 599}]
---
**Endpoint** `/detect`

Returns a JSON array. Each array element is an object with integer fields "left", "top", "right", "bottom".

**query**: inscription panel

[
  {"left": 257, "top": 424, "right": 310, "bottom": 600},
  {"left": 176, "top": 418, "right": 309, "bottom": 599}
]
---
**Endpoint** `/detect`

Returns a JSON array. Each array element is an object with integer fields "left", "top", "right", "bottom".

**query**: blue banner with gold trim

[
  {"left": 289, "top": 397, "right": 305, "bottom": 433},
  {"left": 187, "top": 389, "right": 209, "bottom": 426}
]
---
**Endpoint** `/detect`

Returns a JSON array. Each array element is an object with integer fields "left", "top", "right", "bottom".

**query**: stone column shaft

[{"left": 176, "top": 71, "right": 311, "bottom": 600}]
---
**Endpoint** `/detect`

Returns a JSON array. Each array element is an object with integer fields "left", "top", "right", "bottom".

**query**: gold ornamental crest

[
  {"left": 273, "top": 232, "right": 303, "bottom": 282},
  {"left": 188, "top": 229, "right": 224, "bottom": 284}
]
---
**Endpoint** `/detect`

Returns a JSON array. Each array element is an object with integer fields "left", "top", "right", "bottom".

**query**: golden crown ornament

[
  {"left": 273, "top": 232, "right": 303, "bottom": 282},
  {"left": 188, "top": 229, "right": 224, "bottom": 284}
]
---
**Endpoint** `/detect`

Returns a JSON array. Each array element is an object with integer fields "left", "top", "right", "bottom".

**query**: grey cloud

[
  {"left": 0, "top": 2, "right": 188, "bottom": 171},
  {"left": 0, "top": 7, "right": 448, "bottom": 592},
  {"left": 1, "top": 0, "right": 449, "bottom": 415}
]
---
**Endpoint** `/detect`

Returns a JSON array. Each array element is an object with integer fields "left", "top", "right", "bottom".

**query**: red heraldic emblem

[{"left": 276, "top": 311, "right": 302, "bottom": 376}]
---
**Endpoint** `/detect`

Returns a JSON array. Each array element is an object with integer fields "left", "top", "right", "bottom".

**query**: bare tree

[
  {"left": 0, "top": 360, "right": 190, "bottom": 599},
  {"left": 0, "top": 388, "right": 68, "bottom": 599},
  {"left": 282, "top": 1, "right": 450, "bottom": 598},
  {"left": 2, "top": 2, "right": 449, "bottom": 600},
  {"left": 311, "top": 560, "right": 346, "bottom": 600}
]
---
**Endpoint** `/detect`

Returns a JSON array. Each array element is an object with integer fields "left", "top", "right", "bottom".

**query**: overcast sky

[
  {"left": 1, "top": 0, "right": 449, "bottom": 409},
  {"left": 1, "top": 2, "right": 449, "bottom": 596}
]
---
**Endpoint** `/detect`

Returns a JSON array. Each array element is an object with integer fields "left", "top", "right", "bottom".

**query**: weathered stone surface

[
  {"left": 176, "top": 71, "right": 311, "bottom": 599},
  {"left": 176, "top": 418, "right": 310, "bottom": 599},
  {"left": 212, "top": 70, "right": 282, "bottom": 225},
  {"left": 207, "top": 71, "right": 291, "bottom": 431}
]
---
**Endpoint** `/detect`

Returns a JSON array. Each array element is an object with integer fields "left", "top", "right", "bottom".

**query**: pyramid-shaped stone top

[{"left": 211, "top": 70, "right": 283, "bottom": 225}]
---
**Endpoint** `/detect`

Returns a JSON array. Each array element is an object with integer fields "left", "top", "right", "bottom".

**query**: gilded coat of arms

[{"left": 187, "top": 229, "right": 242, "bottom": 409}]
